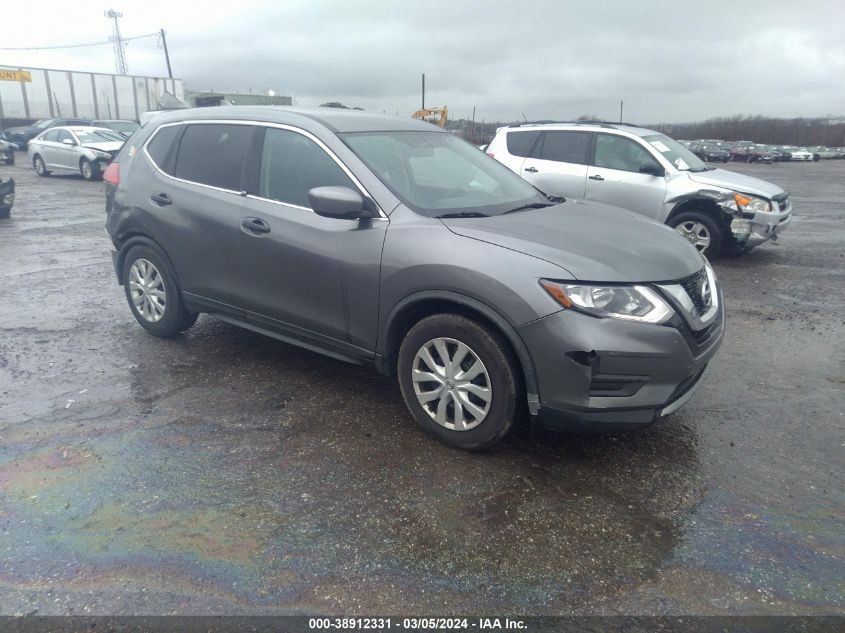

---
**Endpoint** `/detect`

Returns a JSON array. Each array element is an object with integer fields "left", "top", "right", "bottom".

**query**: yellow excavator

[{"left": 411, "top": 105, "right": 448, "bottom": 128}]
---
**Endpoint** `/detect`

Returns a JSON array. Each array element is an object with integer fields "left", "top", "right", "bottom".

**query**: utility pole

[
  {"left": 160, "top": 28, "right": 173, "bottom": 78},
  {"left": 421, "top": 73, "right": 425, "bottom": 110},
  {"left": 105, "top": 9, "right": 128, "bottom": 75}
]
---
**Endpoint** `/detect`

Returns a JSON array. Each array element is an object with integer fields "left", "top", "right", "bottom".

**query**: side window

[
  {"left": 146, "top": 125, "right": 182, "bottom": 175},
  {"left": 539, "top": 131, "right": 591, "bottom": 164},
  {"left": 174, "top": 124, "right": 253, "bottom": 191},
  {"left": 594, "top": 134, "right": 659, "bottom": 173},
  {"left": 56, "top": 130, "right": 74, "bottom": 144},
  {"left": 42, "top": 129, "right": 60, "bottom": 142},
  {"left": 505, "top": 131, "right": 541, "bottom": 158},
  {"left": 258, "top": 127, "right": 355, "bottom": 208}
]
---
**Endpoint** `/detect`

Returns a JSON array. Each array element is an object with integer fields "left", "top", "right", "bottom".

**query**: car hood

[
  {"left": 441, "top": 200, "right": 704, "bottom": 282},
  {"left": 686, "top": 168, "right": 784, "bottom": 198},
  {"left": 82, "top": 141, "right": 124, "bottom": 152}
]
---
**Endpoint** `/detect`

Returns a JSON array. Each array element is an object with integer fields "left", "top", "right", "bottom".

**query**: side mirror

[
  {"left": 61, "top": 138, "right": 75, "bottom": 146},
  {"left": 308, "top": 186, "right": 372, "bottom": 219},
  {"left": 638, "top": 161, "right": 664, "bottom": 177}
]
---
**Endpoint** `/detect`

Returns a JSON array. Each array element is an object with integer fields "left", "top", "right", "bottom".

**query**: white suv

[{"left": 486, "top": 121, "right": 793, "bottom": 256}]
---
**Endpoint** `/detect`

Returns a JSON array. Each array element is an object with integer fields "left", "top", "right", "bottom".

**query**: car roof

[
  {"left": 93, "top": 119, "right": 137, "bottom": 123},
  {"left": 502, "top": 120, "right": 659, "bottom": 137},
  {"left": 146, "top": 106, "right": 438, "bottom": 134}
]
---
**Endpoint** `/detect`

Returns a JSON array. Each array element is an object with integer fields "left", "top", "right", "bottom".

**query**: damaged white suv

[{"left": 486, "top": 122, "right": 793, "bottom": 256}]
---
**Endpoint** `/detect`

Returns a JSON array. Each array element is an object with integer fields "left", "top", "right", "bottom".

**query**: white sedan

[
  {"left": 789, "top": 148, "right": 814, "bottom": 161},
  {"left": 28, "top": 126, "right": 125, "bottom": 180}
]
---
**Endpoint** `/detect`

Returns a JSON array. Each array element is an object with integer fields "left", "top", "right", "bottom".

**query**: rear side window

[
  {"left": 505, "top": 131, "right": 540, "bottom": 157},
  {"left": 146, "top": 125, "right": 181, "bottom": 175},
  {"left": 258, "top": 127, "right": 355, "bottom": 208},
  {"left": 174, "top": 124, "right": 254, "bottom": 191},
  {"left": 539, "top": 131, "right": 591, "bottom": 164}
]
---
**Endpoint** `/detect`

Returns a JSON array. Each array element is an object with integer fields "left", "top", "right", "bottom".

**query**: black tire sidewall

[
  {"left": 80, "top": 159, "right": 96, "bottom": 181},
  {"left": 397, "top": 314, "right": 519, "bottom": 450},
  {"left": 33, "top": 155, "right": 48, "bottom": 176},
  {"left": 669, "top": 210, "right": 724, "bottom": 258},
  {"left": 122, "top": 244, "right": 193, "bottom": 337}
]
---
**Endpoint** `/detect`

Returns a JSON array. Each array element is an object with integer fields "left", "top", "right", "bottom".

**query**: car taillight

[{"left": 103, "top": 162, "right": 120, "bottom": 185}]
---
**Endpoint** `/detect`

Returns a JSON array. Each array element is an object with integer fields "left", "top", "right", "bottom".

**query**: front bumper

[
  {"left": 517, "top": 293, "right": 724, "bottom": 431},
  {"left": 744, "top": 201, "right": 793, "bottom": 248}
]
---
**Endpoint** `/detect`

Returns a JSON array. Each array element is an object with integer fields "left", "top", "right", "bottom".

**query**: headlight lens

[
  {"left": 722, "top": 192, "right": 771, "bottom": 214},
  {"left": 2, "top": 192, "right": 13, "bottom": 205},
  {"left": 540, "top": 280, "right": 674, "bottom": 324},
  {"left": 93, "top": 150, "right": 112, "bottom": 159}
]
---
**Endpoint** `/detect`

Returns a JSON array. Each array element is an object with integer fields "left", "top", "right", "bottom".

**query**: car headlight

[
  {"left": 93, "top": 150, "right": 112, "bottom": 159},
  {"left": 721, "top": 192, "right": 771, "bottom": 215},
  {"left": 540, "top": 280, "right": 675, "bottom": 324},
  {"left": 2, "top": 193, "right": 13, "bottom": 205}
]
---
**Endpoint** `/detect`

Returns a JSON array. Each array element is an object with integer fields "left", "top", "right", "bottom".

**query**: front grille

[{"left": 678, "top": 269, "right": 710, "bottom": 317}]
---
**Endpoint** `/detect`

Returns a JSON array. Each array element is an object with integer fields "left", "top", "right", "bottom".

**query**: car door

[
  {"left": 35, "top": 129, "right": 61, "bottom": 168},
  {"left": 236, "top": 125, "right": 388, "bottom": 354},
  {"left": 145, "top": 122, "right": 258, "bottom": 312},
  {"left": 520, "top": 130, "right": 591, "bottom": 199},
  {"left": 54, "top": 129, "right": 79, "bottom": 172},
  {"left": 584, "top": 133, "right": 667, "bottom": 220}
]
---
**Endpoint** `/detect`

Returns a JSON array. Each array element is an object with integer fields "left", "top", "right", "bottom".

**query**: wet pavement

[{"left": 0, "top": 156, "right": 842, "bottom": 616}]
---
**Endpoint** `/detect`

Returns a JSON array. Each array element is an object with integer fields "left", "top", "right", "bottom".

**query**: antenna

[{"left": 105, "top": 9, "right": 128, "bottom": 75}]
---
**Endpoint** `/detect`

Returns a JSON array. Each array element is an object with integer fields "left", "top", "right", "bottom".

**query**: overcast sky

[{"left": 2, "top": 0, "right": 844, "bottom": 123}]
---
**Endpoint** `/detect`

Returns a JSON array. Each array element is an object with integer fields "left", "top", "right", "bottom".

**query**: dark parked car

[
  {"left": 690, "top": 143, "right": 730, "bottom": 162},
  {"left": 3, "top": 118, "right": 92, "bottom": 150},
  {"left": 0, "top": 176, "right": 14, "bottom": 219},
  {"left": 104, "top": 107, "right": 724, "bottom": 450},
  {"left": 92, "top": 119, "right": 141, "bottom": 138},
  {"left": 770, "top": 146, "right": 794, "bottom": 162}
]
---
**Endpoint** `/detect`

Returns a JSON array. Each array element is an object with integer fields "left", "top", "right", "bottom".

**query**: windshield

[
  {"left": 643, "top": 134, "right": 708, "bottom": 172},
  {"left": 341, "top": 131, "right": 547, "bottom": 217},
  {"left": 75, "top": 129, "right": 125, "bottom": 143}
]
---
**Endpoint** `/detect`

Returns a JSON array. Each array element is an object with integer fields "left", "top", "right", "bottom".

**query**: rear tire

[
  {"left": 397, "top": 314, "right": 520, "bottom": 451},
  {"left": 668, "top": 210, "right": 724, "bottom": 258},
  {"left": 33, "top": 154, "right": 50, "bottom": 176},
  {"left": 122, "top": 243, "right": 198, "bottom": 338}
]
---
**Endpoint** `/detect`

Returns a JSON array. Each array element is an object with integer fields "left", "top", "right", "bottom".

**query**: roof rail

[{"left": 510, "top": 120, "right": 640, "bottom": 129}]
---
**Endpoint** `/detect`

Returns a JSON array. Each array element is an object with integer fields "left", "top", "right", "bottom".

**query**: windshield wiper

[
  {"left": 435, "top": 211, "right": 490, "bottom": 219},
  {"left": 503, "top": 202, "right": 555, "bottom": 214}
]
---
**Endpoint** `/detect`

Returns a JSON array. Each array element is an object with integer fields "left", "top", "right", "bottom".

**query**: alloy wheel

[
  {"left": 675, "top": 221, "right": 711, "bottom": 252},
  {"left": 81, "top": 161, "right": 93, "bottom": 180},
  {"left": 128, "top": 259, "right": 166, "bottom": 322},
  {"left": 412, "top": 337, "right": 492, "bottom": 431}
]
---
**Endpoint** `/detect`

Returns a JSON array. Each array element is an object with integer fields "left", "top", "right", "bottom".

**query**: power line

[{"left": 0, "top": 32, "right": 157, "bottom": 51}]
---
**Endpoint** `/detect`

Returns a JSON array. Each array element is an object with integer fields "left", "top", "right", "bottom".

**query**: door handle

[
  {"left": 524, "top": 166, "right": 538, "bottom": 173},
  {"left": 588, "top": 174, "right": 605, "bottom": 181},
  {"left": 241, "top": 217, "right": 271, "bottom": 235},
  {"left": 150, "top": 192, "right": 172, "bottom": 206}
]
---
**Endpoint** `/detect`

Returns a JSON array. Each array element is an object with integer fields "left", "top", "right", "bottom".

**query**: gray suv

[
  {"left": 105, "top": 107, "right": 724, "bottom": 450},
  {"left": 487, "top": 122, "right": 793, "bottom": 256}
]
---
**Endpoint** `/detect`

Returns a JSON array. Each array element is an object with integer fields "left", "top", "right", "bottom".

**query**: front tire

[
  {"left": 80, "top": 158, "right": 98, "bottom": 181},
  {"left": 122, "top": 244, "right": 198, "bottom": 337},
  {"left": 669, "top": 210, "right": 724, "bottom": 258},
  {"left": 33, "top": 154, "right": 50, "bottom": 176},
  {"left": 397, "top": 314, "right": 520, "bottom": 450}
]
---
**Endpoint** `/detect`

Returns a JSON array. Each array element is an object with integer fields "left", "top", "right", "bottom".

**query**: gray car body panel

[{"left": 107, "top": 106, "right": 724, "bottom": 429}]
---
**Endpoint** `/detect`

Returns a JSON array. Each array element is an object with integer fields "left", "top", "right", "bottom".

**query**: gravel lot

[{"left": 0, "top": 155, "right": 842, "bottom": 616}]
